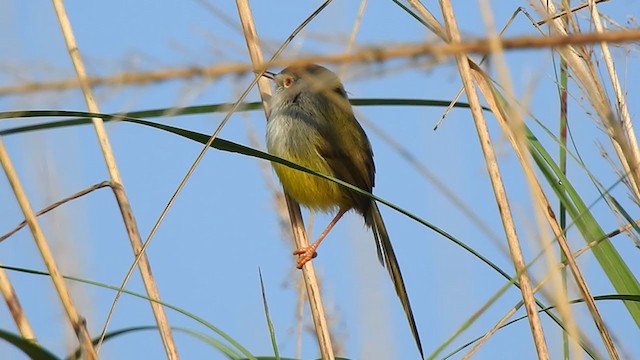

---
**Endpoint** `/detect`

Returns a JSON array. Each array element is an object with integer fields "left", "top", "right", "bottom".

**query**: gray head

[
  {"left": 275, "top": 64, "right": 347, "bottom": 97},
  {"left": 268, "top": 64, "right": 349, "bottom": 113}
]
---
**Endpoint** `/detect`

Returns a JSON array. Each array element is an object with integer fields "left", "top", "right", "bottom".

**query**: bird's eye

[{"left": 283, "top": 76, "right": 294, "bottom": 88}]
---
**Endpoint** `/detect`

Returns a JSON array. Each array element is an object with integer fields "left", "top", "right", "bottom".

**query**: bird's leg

[{"left": 294, "top": 208, "right": 347, "bottom": 269}]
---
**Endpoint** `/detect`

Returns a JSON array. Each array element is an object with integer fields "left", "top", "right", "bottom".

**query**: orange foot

[{"left": 293, "top": 246, "right": 318, "bottom": 269}]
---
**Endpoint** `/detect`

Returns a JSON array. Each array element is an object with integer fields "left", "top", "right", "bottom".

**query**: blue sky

[{"left": 1, "top": 1, "right": 639, "bottom": 359}]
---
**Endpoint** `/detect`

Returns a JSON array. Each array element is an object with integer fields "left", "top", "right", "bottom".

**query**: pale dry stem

[
  {"left": 438, "top": 0, "right": 549, "bottom": 357},
  {"left": 0, "top": 182, "right": 112, "bottom": 243},
  {"left": 235, "top": 0, "right": 335, "bottom": 359},
  {"left": 0, "top": 137, "right": 96, "bottom": 359},
  {"left": 478, "top": 1, "right": 583, "bottom": 357},
  {"left": 49, "top": 0, "right": 179, "bottom": 357},
  {"left": 0, "top": 264, "right": 36, "bottom": 341},
  {"left": 535, "top": 0, "right": 610, "bottom": 26},
  {"left": 338, "top": 0, "right": 368, "bottom": 77},
  {"left": 539, "top": 1, "right": 640, "bottom": 213},
  {"left": 463, "top": 218, "right": 633, "bottom": 359},
  {"left": 588, "top": 0, "right": 640, "bottom": 203},
  {"left": 2, "top": 29, "right": 639, "bottom": 96},
  {"left": 471, "top": 59, "right": 599, "bottom": 360}
]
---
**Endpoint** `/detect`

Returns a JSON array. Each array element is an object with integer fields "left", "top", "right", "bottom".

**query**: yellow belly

[{"left": 272, "top": 158, "right": 349, "bottom": 212}]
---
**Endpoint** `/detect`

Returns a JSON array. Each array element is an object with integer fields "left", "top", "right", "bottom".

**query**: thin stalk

[
  {"left": 0, "top": 137, "right": 96, "bottom": 359},
  {"left": 0, "top": 264, "right": 36, "bottom": 342},
  {"left": 1, "top": 182, "right": 112, "bottom": 243},
  {"left": 49, "top": 1, "right": 179, "bottom": 357},
  {"left": 1, "top": 28, "right": 639, "bottom": 96},
  {"left": 234, "top": 1, "right": 335, "bottom": 358},
  {"left": 588, "top": 0, "right": 640, "bottom": 203},
  {"left": 438, "top": 0, "right": 549, "bottom": 358},
  {"left": 558, "top": 2, "right": 570, "bottom": 359},
  {"left": 541, "top": 1, "right": 640, "bottom": 219}
]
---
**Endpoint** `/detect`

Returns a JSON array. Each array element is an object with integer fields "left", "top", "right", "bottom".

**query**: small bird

[{"left": 265, "top": 64, "right": 423, "bottom": 357}]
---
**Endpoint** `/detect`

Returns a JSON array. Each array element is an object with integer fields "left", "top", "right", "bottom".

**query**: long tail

[{"left": 366, "top": 202, "right": 424, "bottom": 359}]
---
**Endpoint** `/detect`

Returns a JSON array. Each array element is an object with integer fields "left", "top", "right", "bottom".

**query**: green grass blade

[
  {"left": 0, "top": 329, "right": 60, "bottom": 360},
  {"left": 65, "top": 326, "right": 243, "bottom": 360},
  {"left": 443, "top": 294, "right": 640, "bottom": 359},
  {"left": 0, "top": 265, "right": 257, "bottom": 360},
  {"left": 0, "top": 98, "right": 477, "bottom": 135},
  {"left": 0, "top": 110, "right": 581, "bottom": 339},
  {"left": 527, "top": 128, "right": 640, "bottom": 326},
  {"left": 5, "top": 106, "right": 634, "bottom": 346},
  {"left": 258, "top": 269, "right": 279, "bottom": 360}
]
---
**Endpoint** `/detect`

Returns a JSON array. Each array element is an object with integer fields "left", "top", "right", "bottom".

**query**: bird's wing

[{"left": 314, "top": 119, "right": 373, "bottom": 215}]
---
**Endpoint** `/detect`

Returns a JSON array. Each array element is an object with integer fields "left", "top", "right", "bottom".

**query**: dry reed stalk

[
  {"left": 463, "top": 219, "right": 632, "bottom": 359},
  {"left": 0, "top": 182, "right": 112, "bottom": 243},
  {"left": 479, "top": 1, "right": 624, "bottom": 356},
  {"left": 2, "top": 28, "right": 639, "bottom": 96},
  {"left": 49, "top": 0, "right": 179, "bottom": 357},
  {"left": 476, "top": 2, "right": 581, "bottom": 356},
  {"left": 234, "top": 1, "right": 335, "bottom": 358},
  {"left": 0, "top": 137, "right": 97, "bottom": 359},
  {"left": 0, "top": 264, "right": 36, "bottom": 341},
  {"left": 538, "top": 1, "right": 640, "bottom": 209},
  {"left": 588, "top": 0, "right": 640, "bottom": 203},
  {"left": 540, "top": 0, "right": 639, "bottom": 349},
  {"left": 338, "top": 0, "right": 368, "bottom": 77},
  {"left": 477, "top": 2, "right": 592, "bottom": 358},
  {"left": 240, "top": 87, "right": 322, "bottom": 358},
  {"left": 536, "top": 0, "right": 610, "bottom": 25},
  {"left": 407, "top": 1, "right": 625, "bottom": 356},
  {"left": 471, "top": 57, "right": 615, "bottom": 359},
  {"left": 99, "top": 4, "right": 334, "bottom": 358},
  {"left": 437, "top": 0, "right": 549, "bottom": 358},
  {"left": 462, "top": 270, "right": 578, "bottom": 360}
]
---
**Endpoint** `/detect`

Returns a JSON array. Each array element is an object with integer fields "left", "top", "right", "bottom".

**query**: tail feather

[{"left": 367, "top": 202, "right": 424, "bottom": 359}]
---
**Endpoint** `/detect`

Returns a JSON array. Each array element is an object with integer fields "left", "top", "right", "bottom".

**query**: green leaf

[
  {"left": 66, "top": 326, "right": 243, "bottom": 360},
  {"left": 528, "top": 127, "right": 640, "bottom": 326},
  {"left": 0, "top": 98, "right": 479, "bottom": 135},
  {"left": 258, "top": 269, "right": 279, "bottom": 359},
  {"left": 0, "top": 329, "right": 60, "bottom": 360},
  {"left": 443, "top": 294, "right": 640, "bottom": 359},
  {"left": 0, "top": 108, "right": 595, "bottom": 351},
  {"left": 0, "top": 265, "right": 256, "bottom": 360}
]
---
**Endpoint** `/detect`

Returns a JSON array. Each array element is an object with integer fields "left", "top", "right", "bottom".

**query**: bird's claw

[{"left": 293, "top": 247, "right": 318, "bottom": 269}]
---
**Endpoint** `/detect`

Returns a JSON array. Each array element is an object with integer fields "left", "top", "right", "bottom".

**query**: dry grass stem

[
  {"left": 588, "top": 0, "right": 640, "bottom": 203},
  {"left": 404, "top": 1, "right": 626, "bottom": 356},
  {"left": 462, "top": 189, "right": 640, "bottom": 359},
  {"left": 2, "top": 28, "right": 638, "bottom": 96},
  {"left": 539, "top": 2, "right": 640, "bottom": 208},
  {"left": 536, "top": 0, "right": 610, "bottom": 26},
  {"left": 470, "top": 1, "right": 617, "bottom": 352},
  {"left": 235, "top": 0, "right": 335, "bottom": 358},
  {"left": 338, "top": 0, "right": 368, "bottom": 77},
  {"left": 479, "top": 1, "right": 583, "bottom": 357},
  {"left": 463, "top": 221, "right": 628, "bottom": 360},
  {"left": 3, "top": 1, "right": 637, "bottom": 358},
  {"left": 471, "top": 56, "right": 612, "bottom": 359},
  {"left": 0, "top": 137, "right": 96, "bottom": 359},
  {"left": 438, "top": 0, "right": 549, "bottom": 358},
  {"left": 49, "top": 0, "right": 179, "bottom": 357},
  {"left": 0, "top": 181, "right": 112, "bottom": 243},
  {"left": 100, "top": 4, "right": 334, "bottom": 360},
  {"left": 0, "top": 264, "right": 36, "bottom": 341},
  {"left": 434, "top": 5, "right": 524, "bottom": 130}
]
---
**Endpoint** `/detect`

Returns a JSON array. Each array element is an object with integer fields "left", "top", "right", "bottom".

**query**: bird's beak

[{"left": 262, "top": 71, "right": 276, "bottom": 80}]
